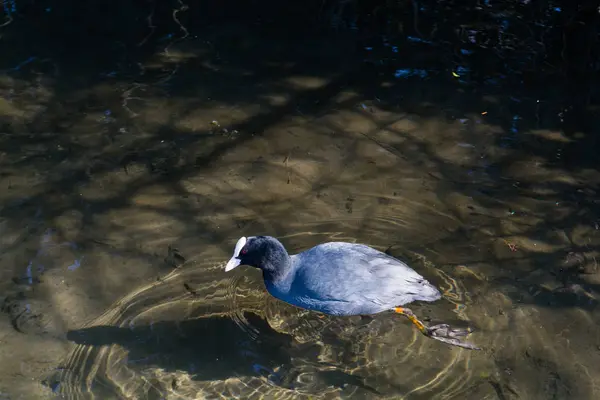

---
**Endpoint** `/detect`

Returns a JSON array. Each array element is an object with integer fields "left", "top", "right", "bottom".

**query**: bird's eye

[{"left": 241, "top": 248, "right": 248, "bottom": 255}]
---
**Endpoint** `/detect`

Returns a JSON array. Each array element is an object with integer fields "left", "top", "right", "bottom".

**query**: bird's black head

[{"left": 224, "top": 236, "right": 290, "bottom": 279}]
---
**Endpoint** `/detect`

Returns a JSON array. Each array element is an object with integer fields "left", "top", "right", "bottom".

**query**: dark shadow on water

[
  {"left": 66, "top": 313, "right": 292, "bottom": 382},
  {"left": 58, "top": 312, "right": 383, "bottom": 396}
]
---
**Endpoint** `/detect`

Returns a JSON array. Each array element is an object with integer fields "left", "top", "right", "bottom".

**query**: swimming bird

[{"left": 225, "top": 236, "right": 479, "bottom": 350}]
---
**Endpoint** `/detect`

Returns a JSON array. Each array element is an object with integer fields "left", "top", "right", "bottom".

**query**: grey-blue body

[
  {"left": 225, "top": 236, "right": 479, "bottom": 350},
  {"left": 265, "top": 242, "right": 441, "bottom": 315},
  {"left": 226, "top": 237, "right": 441, "bottom": 316}
]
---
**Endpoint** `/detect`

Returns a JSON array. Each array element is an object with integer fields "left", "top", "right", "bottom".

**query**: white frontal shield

[{"left": 225, "top": 236, "right": 247, "bottom": 272}]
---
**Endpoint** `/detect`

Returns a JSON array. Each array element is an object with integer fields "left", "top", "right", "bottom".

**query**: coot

[{"left": 225, "top": 235, "right": 479, "bottom": 349}]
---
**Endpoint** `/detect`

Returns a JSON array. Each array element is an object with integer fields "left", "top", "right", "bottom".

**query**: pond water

[{"left": 0, "top": 1, "right": 599, "bottom": 399}]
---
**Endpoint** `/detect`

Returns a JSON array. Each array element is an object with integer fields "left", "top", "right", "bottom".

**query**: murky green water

[{"left": 1, "top": 1, "right": 599, "bottom": 399}]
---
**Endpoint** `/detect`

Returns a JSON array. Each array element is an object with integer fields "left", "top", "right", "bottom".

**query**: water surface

[{"left": 0, "top": 1, "right": 599, "bottom": 399}]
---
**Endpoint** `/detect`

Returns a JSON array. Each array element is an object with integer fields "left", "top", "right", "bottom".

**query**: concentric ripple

[{"left": 45, "top": 219, "right": 497, "bottom": 399}]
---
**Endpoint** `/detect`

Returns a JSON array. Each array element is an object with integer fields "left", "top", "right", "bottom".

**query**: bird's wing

[{"left": 291, "top": 243, "right": 426, "bottom": 307}]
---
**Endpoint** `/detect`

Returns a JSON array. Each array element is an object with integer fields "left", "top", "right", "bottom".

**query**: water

[{"left": 0, "top": 0, "right": 599, "bottom": 399}]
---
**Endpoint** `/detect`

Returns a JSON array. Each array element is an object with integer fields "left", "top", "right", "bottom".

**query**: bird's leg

[{"left": 394, "top": 307, "right": 480, "bottom": 350}]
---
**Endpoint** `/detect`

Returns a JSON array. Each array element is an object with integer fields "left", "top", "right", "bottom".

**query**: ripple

[
  {"left": 266, "top": 227, "right": 492, "bottom": 398},
  {"left": 46, "top": 219, "right": 494, "bottom": 399},
  {"left": 227, "top": 270, "right": 263, "bottom": 341},
  {"left": 45, "top": 255, "right": 340, "bottom": 399}
]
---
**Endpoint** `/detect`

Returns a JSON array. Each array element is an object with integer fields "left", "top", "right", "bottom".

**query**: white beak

[
  {"left": 225, "top": 257, "right": 241, "bottom": 272},
  {"left": 225, "top": 236, "right": 247, "bottom": 272}
]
